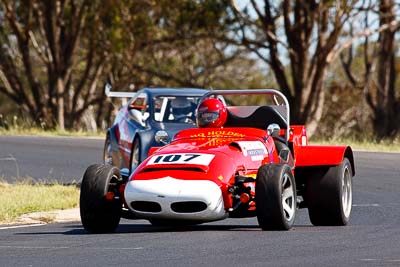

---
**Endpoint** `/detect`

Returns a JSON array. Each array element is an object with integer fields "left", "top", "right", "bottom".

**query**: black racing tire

[
  {"left": 129, "top": 137, "right": 141, "bottom": 172},
  {"left": 80, "top": 164, "right": 122, "bottom": 233},
  {"left": 256, "top": 164, "right": 297, "bottom": 230},
  {"left": 306, "top": 158, "right": 353, "bottom": 226}
]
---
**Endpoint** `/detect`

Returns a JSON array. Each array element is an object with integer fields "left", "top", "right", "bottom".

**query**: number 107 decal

[{"left": 147, "top": 153, "right": 215, "bottom": 166}]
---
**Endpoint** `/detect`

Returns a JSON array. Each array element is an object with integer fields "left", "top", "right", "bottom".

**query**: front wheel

[
  {"left": 80, "top": 164, "right": 122, "bottom": 233},
  {"left": 256, "top": 164, "right": 297, "bottom": 230},
  {"left": 306, "top": 158, "right": 353, "bottom": 226}
]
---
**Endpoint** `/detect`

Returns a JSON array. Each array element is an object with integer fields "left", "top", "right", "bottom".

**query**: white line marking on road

[
  {"left": 0, "top": 223, "right": 46, "bottom": 230},
  {"left": 360, "top": 259, "right": 400, "bottom": 262},
  {"left": 0, "top": 246, "right": 144, "bottom": 250},
  {"left": 0, "top": 246, "right": 68, "bottom": 249},
  {"left": 88, "top": 247, "right": 145, "bottom": 250},
  {"left": 353, "top": 204, "right": 380, "bottom": 207}
]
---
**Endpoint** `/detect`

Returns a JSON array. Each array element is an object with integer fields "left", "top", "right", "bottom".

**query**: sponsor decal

[
  {"left": 247, "top": 149, "right": 265, "bottom": 156},
  {"left": 198, "top": 137, "right": 239, "bottom": 147},
  {"left": 190, "top": 130, "right": 246, "bottom": 138},
  {"left": 250, "top": 155, "right": 264, "bottom": 161},
  {"left": 236, "top": 141, "right": 267, "bottom": 160},
  {"left": 147, "top": 153, "right": 215, "bottom": 166}
]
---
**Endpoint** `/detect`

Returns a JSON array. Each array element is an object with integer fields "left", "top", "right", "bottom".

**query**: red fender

[{"left": 294, "top": 145, "right": 355, "bottom": 175}]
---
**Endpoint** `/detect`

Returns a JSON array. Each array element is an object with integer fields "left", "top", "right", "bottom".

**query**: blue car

[{"left": 104, "top": 85, "right": 208, "bottom": 172}]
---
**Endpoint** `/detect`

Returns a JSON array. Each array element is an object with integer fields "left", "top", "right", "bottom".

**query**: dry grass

[
  {"left": 0, "top": 114, "right": 104, "bottom": 137},
  {"left": 0, "top": 127, "right": 103, "bottom": 138},
  {"left": 309, "top": 137, "right": 400, "bottom": 152},
  {"left": 0, "top": 181, "right": 79, "bottom": 224}
]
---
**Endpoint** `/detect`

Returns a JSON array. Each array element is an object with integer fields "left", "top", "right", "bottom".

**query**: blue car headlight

[{"left": 155, "top": 130, "right": 169, "bottom": 144}]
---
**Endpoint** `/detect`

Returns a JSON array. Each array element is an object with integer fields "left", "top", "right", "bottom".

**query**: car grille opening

[
  {"left": 131, "top": 201, "right": 161, "bottom": 212},
  {"left": 171, "top": 201, "right": 207, "bottom": 213}
]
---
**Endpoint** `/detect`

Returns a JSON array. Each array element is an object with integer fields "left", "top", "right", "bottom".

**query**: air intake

[
  {"left": 171, "top": 201, "right": 207, "bottom": 213},
  {"left": 131, "top": 201, "right": 161, "bottom": 212}
]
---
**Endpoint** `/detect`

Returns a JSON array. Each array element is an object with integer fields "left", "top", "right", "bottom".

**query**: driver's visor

[{"left": 198, "top": 111, "right": 219, "bottom": 126}]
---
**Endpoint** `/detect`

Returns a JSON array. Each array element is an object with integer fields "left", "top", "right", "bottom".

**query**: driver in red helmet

[{"left": 196, "top": 98, "right": 227, "bottom": 128}]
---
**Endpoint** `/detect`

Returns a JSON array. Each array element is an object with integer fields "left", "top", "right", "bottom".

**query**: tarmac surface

[{"left": 1, "top": 135, "right": 400, "bottom": 266}]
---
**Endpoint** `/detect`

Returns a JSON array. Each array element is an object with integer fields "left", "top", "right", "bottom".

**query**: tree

[
  {"left": 0, "top": 0, "right": 284, "bottom": 131},
  {"left": 226, "top": 0, "right": 361, "bottom": 135},
  {"left": 370, "top": 0, "right": 399, "bottom": 139},
  {"left": 104, "top": 0, "right": 260, "bottom": 90},
  {"left": 0, "top": 0, "right": 107, "bottom": 130},
  {"left": 339, "top": 0, "right": 400, "bottom": 140},
  {"left": 97, "top": 0, "right": 267, "bottom": 126}
]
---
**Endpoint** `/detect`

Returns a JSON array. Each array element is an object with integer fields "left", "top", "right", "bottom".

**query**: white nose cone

[{"left": 124, "top": 176, "right": 227, "bottom": 222}]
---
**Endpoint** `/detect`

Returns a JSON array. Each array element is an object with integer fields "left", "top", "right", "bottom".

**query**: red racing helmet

[{"left": 196, "top": 98, "right": 227, "bottom": 128}]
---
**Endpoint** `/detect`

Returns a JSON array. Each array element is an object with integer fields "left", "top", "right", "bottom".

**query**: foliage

[
  {"left": 0, "top": 0, "right": 108, "bottom": 130},
  {"left": 0, "top": 0, "right": 268, "bottom": 132},
  {"left": 339, "top": 0, "right": 400, "bottom": 140},
  {"left": 0, "top": 0, "right": 399, "bottom": 140},
  {"left": 313, "top": 83, "right": 372, "bottom": 140},
  {"left": 225, "top": 0, "right": 367, "bottom": 135}
]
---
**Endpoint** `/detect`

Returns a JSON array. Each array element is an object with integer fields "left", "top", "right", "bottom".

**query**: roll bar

[{"left": 200, "top": 89, "right": 290, "bottom": 141}]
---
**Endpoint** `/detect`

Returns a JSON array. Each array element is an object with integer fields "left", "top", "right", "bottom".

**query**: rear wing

[{"left": 104, "top": 83, "right": 136, "bottom": 98}]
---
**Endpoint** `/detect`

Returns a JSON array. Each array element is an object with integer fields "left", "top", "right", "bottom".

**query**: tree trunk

[
  {"left": 372, "top": 0, "right": 398, "bottom": 139},
  {"left": 56, "top": 77, "right": 65, "bottom": 130}
]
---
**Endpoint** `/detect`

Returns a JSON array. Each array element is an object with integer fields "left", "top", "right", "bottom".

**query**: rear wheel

[
  {"left": 80, "top": 164, "right": 122, "bottom": 233},
  {"left": 256, "top": 164, "right": 296, "bottom": 230},
  {"left": 306, "top": 158, "right": 353, "bottom": 226}
]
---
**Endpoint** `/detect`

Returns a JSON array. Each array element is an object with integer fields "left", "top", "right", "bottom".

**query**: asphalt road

[
  {"left": 1, "top": 135, "right": 400, "bottom": 266},
  {"left": 0, "top": 135, "right": 104, "bottom": 183}
]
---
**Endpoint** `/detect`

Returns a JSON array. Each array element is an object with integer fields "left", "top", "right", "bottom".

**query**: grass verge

[
  {"left": 309, "top": 138, "right": 400, "bottom": 152},
  {"left": 0, "top": 181, "right": 79, "bottom": 224},
  {"left": 0, "top": 127, "right": 103, "bottom": 138}
]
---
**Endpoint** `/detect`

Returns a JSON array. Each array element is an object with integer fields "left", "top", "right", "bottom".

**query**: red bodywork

[
  {"left": 81, "top": 88, "right": 355, "bottom": 232},
  {"left": 128, "top": 125, "right": 354, "bottom": 214}
]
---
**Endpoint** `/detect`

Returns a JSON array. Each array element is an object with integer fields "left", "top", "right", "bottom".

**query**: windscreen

[{"left": 153, "top": 95, "right": 201, "bottom": 124}]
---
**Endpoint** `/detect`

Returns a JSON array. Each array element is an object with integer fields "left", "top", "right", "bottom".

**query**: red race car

[{"left": 80, "top": 89, "right": 355, "bottom": 233}]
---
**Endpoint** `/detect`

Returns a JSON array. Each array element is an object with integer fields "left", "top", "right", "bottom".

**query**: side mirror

[{"left": 267, "top": 123, "right": 280, "bottom": 137}]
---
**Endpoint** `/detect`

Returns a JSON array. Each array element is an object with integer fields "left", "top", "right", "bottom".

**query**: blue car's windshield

[{"left": 153, "top": 96, "right": 201, "bottom": 124}]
